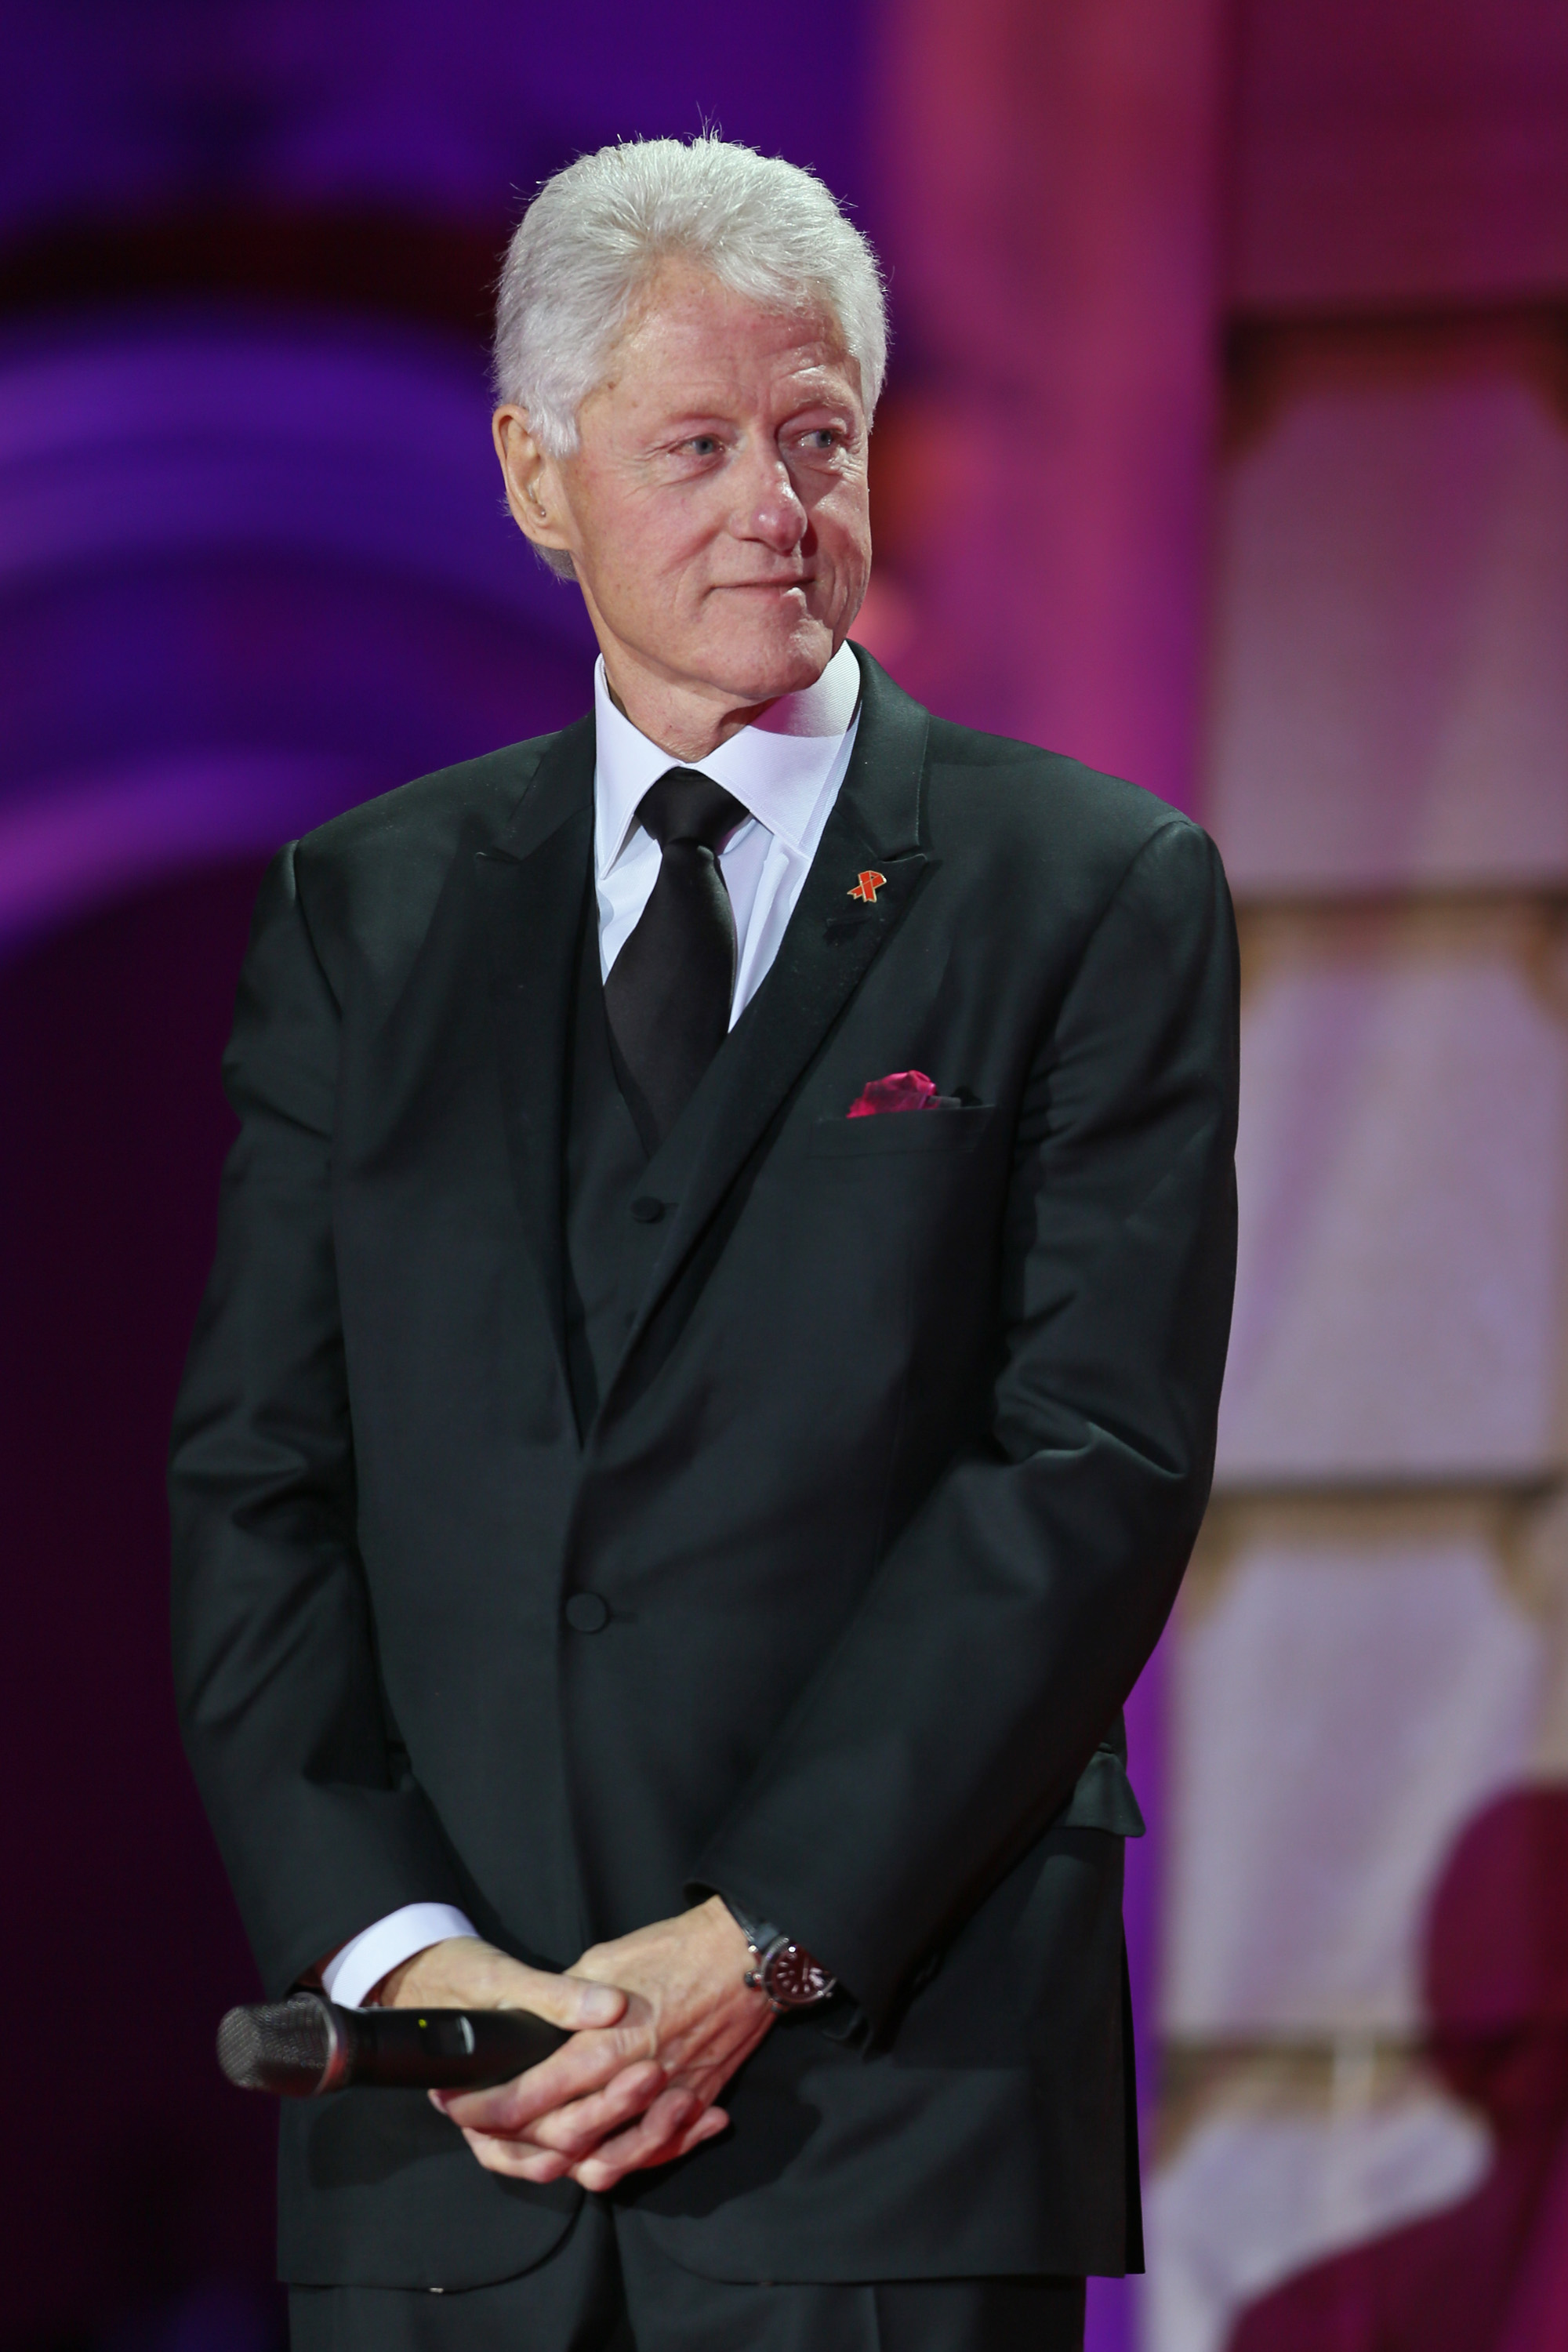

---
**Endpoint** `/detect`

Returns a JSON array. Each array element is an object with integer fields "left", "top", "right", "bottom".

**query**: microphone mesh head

[{"left": 217, "top": 1996, "right": 333, "bottom": 2095}]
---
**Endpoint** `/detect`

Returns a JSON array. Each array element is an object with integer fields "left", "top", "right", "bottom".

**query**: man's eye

[{"left": 684, "top": 436, "right": 721, "bottom": 457}]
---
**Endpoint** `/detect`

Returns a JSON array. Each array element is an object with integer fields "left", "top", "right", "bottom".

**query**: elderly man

[{"left": 172, "top": 135, "right": 1236, "bottom": 2352}]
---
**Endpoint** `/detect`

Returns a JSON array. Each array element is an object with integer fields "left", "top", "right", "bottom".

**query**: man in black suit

[{"left": 171, "top": 134, "right": 1237, "bottom": 2350}]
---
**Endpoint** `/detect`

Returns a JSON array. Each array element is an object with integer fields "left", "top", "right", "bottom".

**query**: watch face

[{"left": 763, "top": 1940, "right": 836, "bottom": 2008}]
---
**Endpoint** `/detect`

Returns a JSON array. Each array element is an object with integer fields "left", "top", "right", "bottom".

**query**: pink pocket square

[{"left": 848, "top": 1070, "right": 960, "bottom": 1117}]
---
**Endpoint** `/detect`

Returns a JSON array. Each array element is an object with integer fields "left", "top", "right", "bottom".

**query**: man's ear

[{"left": 492, "top": 407, "right": 575, "bottom": 566}]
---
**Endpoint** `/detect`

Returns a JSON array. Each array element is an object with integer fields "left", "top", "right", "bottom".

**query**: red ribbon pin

[{"left": 848, "top": 869, "right": 887, "bottom": 903}]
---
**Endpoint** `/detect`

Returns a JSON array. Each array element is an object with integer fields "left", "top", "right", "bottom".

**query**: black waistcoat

[{"left": 561, "top": 887, "right": 758, "bottom": 1444}]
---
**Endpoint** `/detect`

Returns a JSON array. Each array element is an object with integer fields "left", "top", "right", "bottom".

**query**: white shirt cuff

[{"left": 320, "top": 1903, "right": 479, "bottom": 2010}]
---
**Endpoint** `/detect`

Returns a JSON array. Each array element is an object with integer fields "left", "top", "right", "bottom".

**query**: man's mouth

[{"left": 717, "top": 578, "right": 813, "bottom": 594}]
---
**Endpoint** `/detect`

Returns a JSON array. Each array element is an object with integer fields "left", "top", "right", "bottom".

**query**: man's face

[{"left": 497, "top": 261, "right": 872, "bottom": 714}]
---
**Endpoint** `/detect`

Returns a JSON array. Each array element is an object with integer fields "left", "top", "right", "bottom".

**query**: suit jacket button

[
  {"left": 629, "top": 1196, "right": 665, "bottom": 1223},
  {"left": 564, "top": 1592, "right": 610, "bottom": 1633}
]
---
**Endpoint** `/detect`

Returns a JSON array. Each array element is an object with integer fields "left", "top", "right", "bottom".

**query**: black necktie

[{"left": 603, "top": 767, "right": 746, "bottom": 1148}]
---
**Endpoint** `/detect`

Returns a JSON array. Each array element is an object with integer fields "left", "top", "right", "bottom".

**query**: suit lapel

[
  {"left": 474, "top": 714, "right": 596, "bottom": 1385},
  {"left": 609, "top": 649, "right": 931, "bottom": 1388}
]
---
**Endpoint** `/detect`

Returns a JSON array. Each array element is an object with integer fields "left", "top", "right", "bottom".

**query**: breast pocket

[{"left": 808, "top": 1105, "right": 996, "bottom": 1158}]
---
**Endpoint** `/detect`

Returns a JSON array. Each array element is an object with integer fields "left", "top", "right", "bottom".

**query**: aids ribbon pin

[{"left": 848, "top": 869, "right": 887, "bottom": 904}]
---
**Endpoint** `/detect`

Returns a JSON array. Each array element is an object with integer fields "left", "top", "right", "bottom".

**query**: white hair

[{"left": 493, "top": 134, "right": 888, "bottom": 460}]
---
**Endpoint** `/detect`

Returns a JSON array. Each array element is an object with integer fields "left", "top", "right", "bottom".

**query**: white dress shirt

[{"left": 321, "top": 643, "right": 862, "bottom": 2009}]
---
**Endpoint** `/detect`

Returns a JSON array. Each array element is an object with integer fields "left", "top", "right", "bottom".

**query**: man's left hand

[{"left": 434, "top": 1895, "right": 773, "bottom": 2190}]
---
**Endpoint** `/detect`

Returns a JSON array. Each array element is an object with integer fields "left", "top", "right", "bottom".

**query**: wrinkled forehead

[{"left": 598, "top": 261, "right": 858, "bottom": 412}]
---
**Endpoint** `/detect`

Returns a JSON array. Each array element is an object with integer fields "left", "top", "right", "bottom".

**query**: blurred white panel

[
  {"left": 1207, "top": 335, "right": 1568, "bottom": 891},
  {"left": 1165, "top": 1527, "right": 1541, "bottom": 2035},
  {"left": 1217, "top": 912, "right": 1568, "bottom": 1484},
  {"left": 1146, "top": 2083, "right": 1488, "bottom": 2352}
]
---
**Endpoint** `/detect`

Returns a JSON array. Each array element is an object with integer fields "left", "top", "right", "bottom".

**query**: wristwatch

[{"left": 722, "top": 1897, "right": 837, "bottom": 2012}]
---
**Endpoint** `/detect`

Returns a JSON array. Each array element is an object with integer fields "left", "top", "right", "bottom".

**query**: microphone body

[{"left": 218, "top": 1991, "right": 568, "bottom": 2097}]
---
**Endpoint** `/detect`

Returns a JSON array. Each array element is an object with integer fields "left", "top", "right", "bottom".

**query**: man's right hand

[{"left": 377, "top": 1935, "right": 712, "bottom": 2186}]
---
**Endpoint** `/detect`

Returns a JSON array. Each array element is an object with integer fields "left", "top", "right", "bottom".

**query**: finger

[
  {"left": 430, "top": 2058, "right": 668, "bottom": 2154},
  {"left": 519, "top": 2061, "right": 670, "bottom": 2158},
  {"left": 568, "top": 2088, "right": 706, "bottom": 2193},
  {"left": 669, "top": 2106, "right": 729, "bottom": 2161},
  {"left": 435, "top": 2020, "right": 655, "bottom": 2133},
  {"left": 459, "top": 2127, "right": 575, "bottom": 2185},
  {"left": 466, "top": 2104, "right": 726, "bottom": 2187},
  {"left": 506, "top": 1967, "right": 627, "bottom": 2034}
]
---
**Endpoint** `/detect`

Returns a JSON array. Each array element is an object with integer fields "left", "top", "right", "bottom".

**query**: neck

[
  {"left": 599, "top": 666, "right": 768, "bottom": 762},
  {"left": 598, "top": 644, "right": 858, "bottom": 763}
]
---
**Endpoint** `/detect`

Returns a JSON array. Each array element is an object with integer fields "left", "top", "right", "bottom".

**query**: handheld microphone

[{"left": 217, "top": 1991, "right": 568, "bottom": 2097}]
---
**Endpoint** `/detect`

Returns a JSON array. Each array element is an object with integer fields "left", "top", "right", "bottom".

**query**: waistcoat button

[
  {"left": 629, "top": 1196, "right": 665, "bottom": 1223},
  {"left": 564, "top": 1592, "right": 611, "bottom": 1633}
]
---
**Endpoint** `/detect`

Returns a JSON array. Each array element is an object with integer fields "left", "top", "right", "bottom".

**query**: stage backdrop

[{"left": 2, "top": 5, "right": 1566, "bottom": 2350}]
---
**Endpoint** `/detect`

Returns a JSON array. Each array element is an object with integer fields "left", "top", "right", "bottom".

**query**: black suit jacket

[{"left": 170, "top": 647, "right": 1237, "bottom": 2289}]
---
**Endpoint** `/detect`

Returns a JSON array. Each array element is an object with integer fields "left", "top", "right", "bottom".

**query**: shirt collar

[{"left": 593, "top": 641, "right": 862, "bottom": 877}]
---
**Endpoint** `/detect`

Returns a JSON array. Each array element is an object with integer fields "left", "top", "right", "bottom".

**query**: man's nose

[{"left": 736, "top": 449, "right": 807, "bottom": 551}]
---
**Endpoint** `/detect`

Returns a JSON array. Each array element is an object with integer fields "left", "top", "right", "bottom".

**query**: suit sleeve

[
  {"left": 169, "top": 845, "right": 469, "bottom": 1999},
  {"left": 692, "top": 818, "right": 1239, "bottom": 2031}
]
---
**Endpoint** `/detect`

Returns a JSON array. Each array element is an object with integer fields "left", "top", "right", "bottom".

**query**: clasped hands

[{"left": 376, "top": 1896, "right": 772, "bottom": 2192}]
